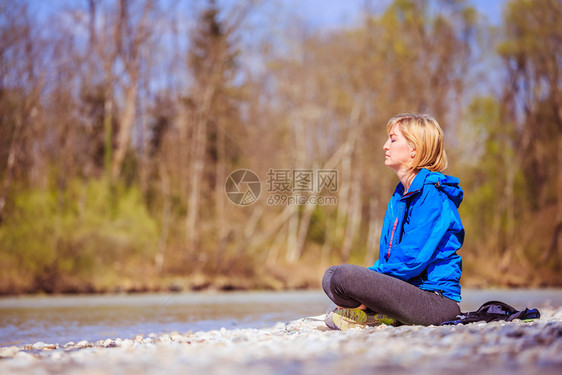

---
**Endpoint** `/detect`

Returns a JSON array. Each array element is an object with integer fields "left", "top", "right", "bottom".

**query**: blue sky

[
  {"left": 274, "top": 0, "right": 507, "bottom": 29},
  {"left": 31, "top": 0, "right": 508, "bottom": 27},
  {"left": 26, "top": 0, "right": 508, "bottom": 96}
]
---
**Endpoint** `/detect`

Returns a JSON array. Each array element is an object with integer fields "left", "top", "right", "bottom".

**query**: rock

[
  {"left": 31, "top": 342, "right": 56, "bottom": 350},
  {"left": 170, "top": 334, "right": 183, "bottom": 342},
  {"left": 0, "top": 346, "right": 20, "bottom": 358},
  {"left": 284, "top": 314, "right": 334, "bottom": 333},
  {"left": 76, "top": 340, "right": 90, "bottom": 348},
  {"left": 63, "top": 341, "right": 75, "bottom": 349}
]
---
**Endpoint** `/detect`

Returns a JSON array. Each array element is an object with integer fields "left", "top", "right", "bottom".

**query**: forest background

[{"left": 1, "top": 0, "right": 561, "bottom": 295}]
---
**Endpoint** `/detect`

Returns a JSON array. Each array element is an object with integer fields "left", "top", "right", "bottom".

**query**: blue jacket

[{"left": 369, "top": 168, "right": 464, "bottom": 302}]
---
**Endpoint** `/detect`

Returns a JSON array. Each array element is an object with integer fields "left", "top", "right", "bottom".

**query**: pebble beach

[{"left": 1, "top": 306, "right": 561, "bottom": 375}]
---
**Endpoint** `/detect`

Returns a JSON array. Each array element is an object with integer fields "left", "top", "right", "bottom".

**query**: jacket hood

[
  {"left": 424, "top": 171, "right": 464, "bottom": 208},
  {"left": 398, "top": 168, "right": 464, "bottom": 208}
]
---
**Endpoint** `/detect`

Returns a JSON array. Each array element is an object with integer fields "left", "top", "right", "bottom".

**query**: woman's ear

[{"left": 408, "top": 142, "right": 416, "bottom": 158}]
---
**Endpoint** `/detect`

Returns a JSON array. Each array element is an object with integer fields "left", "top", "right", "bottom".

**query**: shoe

[{"left": 327, "top": 308, "right": 397, "bottom": 330}]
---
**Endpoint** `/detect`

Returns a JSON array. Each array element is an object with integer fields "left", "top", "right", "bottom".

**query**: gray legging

[{"left": 322, "top": 264, "right": 461, "bottom": 326}]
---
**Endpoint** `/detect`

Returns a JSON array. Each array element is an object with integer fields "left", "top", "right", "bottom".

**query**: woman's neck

[{"left": 397, "top": 169, "right": 417, "bottom": 194}]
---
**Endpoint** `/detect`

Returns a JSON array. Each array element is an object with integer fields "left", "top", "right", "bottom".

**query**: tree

[
  {"left": 0, "top": 1, "right": 44, "bottom": 222},
  {"left": 185, "top": 0, "right": 245, "bottom": 253},
  {"left": 499, "top": 0, "right": 562, "bottom": 266},
  {"left": 110, "top": 0, "right": 155, "bottom": 180}
]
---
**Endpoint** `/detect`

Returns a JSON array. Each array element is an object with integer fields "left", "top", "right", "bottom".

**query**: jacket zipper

[
  {"left": 386, "top": 190, "right": 416, "bottom": 261},
  {"left": 386, "top": 217, "right": 399, "bottom": 261}
]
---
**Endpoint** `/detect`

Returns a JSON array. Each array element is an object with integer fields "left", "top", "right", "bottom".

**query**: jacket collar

[{"left": 397, "top": 168, "right": 430, "bottom": 199}]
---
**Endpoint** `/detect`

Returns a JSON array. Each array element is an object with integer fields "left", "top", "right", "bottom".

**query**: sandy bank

[{"left": 1, "top": 307, "right": 561, "bottom": 375}]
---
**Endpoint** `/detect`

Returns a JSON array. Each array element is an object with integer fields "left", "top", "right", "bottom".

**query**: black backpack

[{"left": 441, "top": 300, "right": 541, "bottom": 325}]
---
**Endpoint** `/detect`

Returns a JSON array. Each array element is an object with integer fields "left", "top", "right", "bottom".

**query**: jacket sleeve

[{"left": 374, "top": 189, "right": 451, "bottom": 281}]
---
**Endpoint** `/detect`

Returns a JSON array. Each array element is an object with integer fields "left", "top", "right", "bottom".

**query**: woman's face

[{"left": 383, "top": 124, "right": 415, "bottom": 172}]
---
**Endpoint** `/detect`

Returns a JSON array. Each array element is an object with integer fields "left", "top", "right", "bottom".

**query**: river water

[{"left": 1, "top": 289, "right": 561, "bottom": 347}]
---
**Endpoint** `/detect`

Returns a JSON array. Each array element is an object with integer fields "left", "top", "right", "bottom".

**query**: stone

[
  {"left": 0, "top": 346, "right": 20, "bottom": 358},
  {"left": 31, "top": 342, "right": 57, "bottom": 350},
  {"left": 75, "top": 340, "right": 90, "bottom": 348}
]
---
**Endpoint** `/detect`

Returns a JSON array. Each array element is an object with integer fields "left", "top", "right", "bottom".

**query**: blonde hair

[{"left": 386, "top": 113, "right": 448, "bottom": 172}]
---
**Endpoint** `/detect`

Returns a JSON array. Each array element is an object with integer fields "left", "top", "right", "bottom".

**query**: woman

[{"left": 322, "top": 113, "right": 464, "bottom": 329}]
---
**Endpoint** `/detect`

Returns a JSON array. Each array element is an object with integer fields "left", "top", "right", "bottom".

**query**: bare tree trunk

[
  {"left": 110, "top": 0, "right": 152, "bottom": 179},
  {"left": 138, "top": 48, "right": 151, "bottom": 195},
  {"left": 0, "top": 117, "right": 22, "bottom": 224},
  {"left": 99, "top": 7, "right": 116, "bottom": 179},
  {"left": 284, "top": 112, "right": 318, "bottom": 263},
  {"left": 334, "top": 146, "right": 351, "bottom": 257},
  {"left": 341, "top": 158, "right": 363, "bottom": 262},
  {"left": 186, "top": 111, "right": 206, "bottom": 250},
  {"left": 215, "top": 120, "right": 227, "bottom": 250},
  {"left": 317, "top": 118, "right": 360, "bottom": 265},
  {"left": 266, "top": 226, "right": 287, "bottom": 266},
  {"left": 103, "top": 99, "right": 113, "bottom": 178},
  {"left": 554, "top": 116, "right": 562, "bottom": 261},
  {"left": 155, "top": 161, "right": 171, "bottom": 271},
  {"left": 112, "top": 80, "right": 138, "bottom": 179},
  {"left": 285, "top": 206, "right": 299, "bottom": 262},
  {"left": 178, "top": 104, "right": 190, "bottom": 206},
  {"left": 243, "top": 205, "right": 264, "bottom": 239},
  {"left": 293, "top": 201, "right": 315, "bottom": 261},
  {"left": 320, "top": 226, "right": 333, "bottom": 265},
  {"left": 542, "top": 108, "right": 562, "bottom": 263},
  {"left": 186, "top": 84, "right": 215, "bottom": 250},
  {"left": 365, "top": 197, "right": 381, "bottom": 265},
  {"left": 338, "top": 106, "right": 361, "bottom": 261}
]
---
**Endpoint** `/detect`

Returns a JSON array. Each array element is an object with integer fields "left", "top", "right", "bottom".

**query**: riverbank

[
  {"left": 3, "top": 289, "right": 562, "bottom": 348},
  {"left": 3, "top": 257, "right": 562, "bottom": 296},
  {"left": 1, "top": 306, "right": 561, "bottom": 375}
]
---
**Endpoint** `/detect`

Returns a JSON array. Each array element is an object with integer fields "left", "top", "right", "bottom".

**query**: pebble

[
  {"left": 170, "top": 334, "right": 183, "bottom": 342},
  {"left": 0, "top": 346, "right": 20, "bottom": 358},
  {"left": 75, "top": 340, "right": 90, "bottom": 348},
  {"left": 31, "top": 342, "right": 47, "bottom": 350}
]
